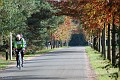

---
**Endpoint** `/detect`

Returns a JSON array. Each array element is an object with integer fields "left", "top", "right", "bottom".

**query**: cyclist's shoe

[
  {"left": 21, "top": 64, "right": 23, "bottom": 67},
  {"left": 16, "top": 65, "right": 19, "bottom": 68}
]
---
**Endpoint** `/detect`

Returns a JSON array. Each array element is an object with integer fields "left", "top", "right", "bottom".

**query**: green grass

[
  {"left": 86, "top": 46, "right": 120, "bottom": 80},
  {"left": 0, "top": 51, "right": 12, "bottom": 69},
  {"left": 0, "top": 58, "right": 14, "bottom": 70}
]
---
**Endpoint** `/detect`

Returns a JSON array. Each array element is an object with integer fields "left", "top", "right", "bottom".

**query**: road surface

[{"left": 0, "top": 47, "right": 96, "bottom": 80}]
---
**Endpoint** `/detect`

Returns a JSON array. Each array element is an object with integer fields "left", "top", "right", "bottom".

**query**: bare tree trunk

[
  {"left": 118, "top": 26, "right": 120, "bottom": 70},
  {"left": 60, "top": 40, "right": 63, "bottom": 47},
  {"left": 102, "top": 23, "right": 106, "bottom": 59},
  {"left": 53, "top": 38, "right": 55, "bottom": 49},
  {"left": 66, "top": 40, "right": 69, "bottom": 47},
  {"left": 93, "top": 36, "right": 96, "bottom": 50},
  {"left": 56, "top": 40, "right": 58, "bottom": 48},
  {"left": 98, "top": 37, "right": 100, "bottom": 52},
  {"left": 112, "top": 17, "right": 116, "bottom": 66},
  {"left": 98, "top": 29, "right": 101, "bottom": 52},
  {"left": 90, "top": 36, "right": 92, "bottom": 47},
  {"left": 50, "top": 32, "right": 53, "bottom": 49},
  {"left": 93, "top": 36, "right": 98, "bottom": 51},
  {"left": 99, "top": 36, "right": 102, "bottom": 52},
  {"left": 91, "top": 35, "right": 93, "bottom": 48},
  {"left": 107, "top": 23, "right": 111, "bottom": 61}
]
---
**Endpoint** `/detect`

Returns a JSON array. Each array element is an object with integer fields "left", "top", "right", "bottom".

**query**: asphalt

[{"left": 0, "top": 47, "right": 96, "bottom": 80}]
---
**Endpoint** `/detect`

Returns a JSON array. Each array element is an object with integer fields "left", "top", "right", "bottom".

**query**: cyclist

[
  {"left": 14, "top": 34, "right": 24, "bottom": 67},
  {"left": 20, "top": 34, "right": 27, "bottom": 53},
  {"left": 20, "top": 34, "right": 27, "bottom": 62}
]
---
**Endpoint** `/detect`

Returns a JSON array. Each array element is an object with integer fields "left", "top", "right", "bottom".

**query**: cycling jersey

[{"left": 14, "top": 38, "right": 24, "bottom": 49}]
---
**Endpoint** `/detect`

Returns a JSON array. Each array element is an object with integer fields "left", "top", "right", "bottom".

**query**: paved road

[{"left": 0, "top": 47, "right": 96, "bottom": 80}]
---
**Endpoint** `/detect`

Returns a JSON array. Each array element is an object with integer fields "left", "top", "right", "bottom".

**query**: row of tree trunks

[
  {"left": 50, "top": 39, "right": 66, "bottom": 49},
  {"left": 90, "top": 17, "right": 119, "bottom": 67}
]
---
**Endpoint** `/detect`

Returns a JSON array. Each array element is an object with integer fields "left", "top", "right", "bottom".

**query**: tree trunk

[
  {"left": 60, "top": 40, "right": 62, "bottom": 47},
  {"left": 53, "top": 39, "right": 55, "bottom": 48},
  {"left": 102, "top": 23, "right": 106, "bottom": 59},
  {"left": 91, "top": 35, "right": 93, "bottom": 48},
  {"left": 98, "top": 37, "right": 101, "bottom": 52},
  {"left": 93, "top": 36, "right": 97, "bottom": 50},
  {"left": 93, "top": 36, "right": 96, "bottom": 49},
  {"left": 51, "top": 39, "right": 53, "bottom": 49},
  {"left": 50, "top": 32, "right": 53, "bottom": 49},
  {"left": 66, "top": 40, "right": 69, "bottom": 47},
  {"left": 107, "top": 23, "right": 111, "bottom": 61},
  {"left": 98, "top": 29, "right": 101, "bottom": 52},
  {"left": 89, "top": 35, "right": 91, "bottom": 47},
  {"left": 112, "top": 17, "right": 116, "bottom": 66},
  {"left": 100, "top": 34, "right": 102, "bottom": 53},
  {"left": 56, "top": 40, "right": 58, "bottom": 48},
  {"left": 118, "top": 17, "right": 120, "bottom": 70}
]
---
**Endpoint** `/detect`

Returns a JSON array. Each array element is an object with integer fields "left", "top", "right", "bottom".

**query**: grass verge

[
  {"left": 0, "top": 58, "right": 14, "bottom": 70},
  {"left": 85, "top": 46, "right": 120, "bottom": 80}
]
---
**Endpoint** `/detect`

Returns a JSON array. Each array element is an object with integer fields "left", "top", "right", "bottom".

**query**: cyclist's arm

[
  {"left": 14, "top": 40, "right": 17, "bottom": 49},
  {"left": 21, "top": 39, "right": 24, "bottom": 49}
]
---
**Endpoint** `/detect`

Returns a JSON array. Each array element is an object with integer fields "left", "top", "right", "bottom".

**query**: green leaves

[{"left": 0, "top": 0, "right": 65, "bottom": 49}]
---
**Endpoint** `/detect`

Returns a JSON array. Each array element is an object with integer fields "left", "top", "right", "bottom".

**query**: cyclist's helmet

[
  {"left": 20, "top": 34, "right": 23, "bottom": 38},
  {"left": 16, "top": 34, "right": 21, "bottom": 40}
]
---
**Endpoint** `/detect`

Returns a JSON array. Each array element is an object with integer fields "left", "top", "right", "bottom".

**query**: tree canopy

[
  {"left": 0, "top": 0, "right": 65, "bottom": 50},
  {"left": 47, "top": 0, "right": 120, "bottom": 34}
]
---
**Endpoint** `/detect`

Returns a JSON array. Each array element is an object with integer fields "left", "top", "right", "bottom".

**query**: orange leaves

[
  {"left": 106, "top": 13, "right": 112, "bottom": 23},
  {"left": 64, "top": 16, "right": 71, "bottom": 28},
  {"left": 53, "top": 16, "right": 75, "bottom": 41},
  {"left": 48, "top": 0, "right": 120, "bottom": 36},
  {"left": 82, "top": 0, "right": 120, "bottom": 34}
]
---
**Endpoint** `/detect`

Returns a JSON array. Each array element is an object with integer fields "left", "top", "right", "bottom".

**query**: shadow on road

[{"left": 0, "top": 75, "right": 65, "bottom": 80}]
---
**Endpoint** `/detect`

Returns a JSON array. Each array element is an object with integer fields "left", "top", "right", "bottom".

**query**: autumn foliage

[
  {"left": 48, "top": 0, "right": 120, "bottom": 35},
  {"left": 53, "top": 16, "right": 77, "bottom": 42}
]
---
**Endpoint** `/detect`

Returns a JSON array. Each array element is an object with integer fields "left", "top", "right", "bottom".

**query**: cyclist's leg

[
  {"left": 16, "top": 50, "right": 19, "bottom": 67},
  {"left": 21, "top": 50, "right": 24, "bottom": 67}
]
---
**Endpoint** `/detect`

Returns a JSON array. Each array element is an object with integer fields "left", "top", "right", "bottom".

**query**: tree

[
  {"left": 0, "top": 0, "right": 64, "bottom": 51},
  {"left": 47, "top": 0, "right": 120, "bottom": 67},
  {"left": 26, "top": 0, "right": 65, "bottom": 49}
]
